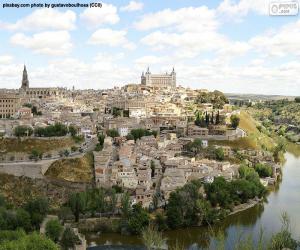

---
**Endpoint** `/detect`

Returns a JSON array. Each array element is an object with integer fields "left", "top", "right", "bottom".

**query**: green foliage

[
  {"left": 60, "top": 227, "right": 81, "bottom": 250},
  {"left": 195, "top": 90, "right": 229, "bottom": 109},
  {"left": 68, "top": 125, "right": 77, "bottom": 137},
  {"left": 215, "top": 148, "right": 225, "bottom": 161},
  {"left": 112, "top": 107, "right": 122, "bottom": 117},
  {"left": 68, "top": 193, "right": 86, "bottom": 222},
  {"left": 141, "top": 226, "right": 166, "bottom": 250},
  {"left": 29, "top": 148, "right": 43, "bottom": 161},
  {"left": 127, "top": 204, "right": 150, "bottom": 234},
  {"left": 128, "top": 129, "right": 157, "bottom": 141},
  {"left": 34, "top": 123, "right": 68, "bottom": 137},
  {"left": 95, "top": 134, "right": 105, "bottom": 151},
  {"left": 186, "top": 138, "right": 203, "bottom": 156},
  {"left": 254, "top": 163, "right": 272, "bottom": 178},
  {"left": 166, "top": 180, "right": 217, "bottom": 229},
  {"left": 205, "top": 176, "right": 266, "bottom": 209},
  {"left": 14, "top": 126, "right": 33, "bottom": 137},
  {"left": 0, "top": 208, "right": 31, "bottom": 232},
  {"left": 45, "top": 219, "right": 63, "bottom": 243},
  {"left": 295, "top": 97, "right": 300, "bottom": 103},
  {"left": 0, "top": 231, "right": 59, "bottom": 250},
  {"left": 268, "top": 212, "right": 299, "bottom": 250},
  {"left": 24, "top": 197, "right": 49, "bottom": 230},
  {"left": 0, "top": 229, "right": 26, "bottom": 242},
  {"left": 106, "top": 129, "right": 119, "bottom": 138},
  {"left": 230, "top": 115, "right": 240, "bottom": 129},
  {"left": 126, "top": 133, "right": 134, "bottom": 140}
]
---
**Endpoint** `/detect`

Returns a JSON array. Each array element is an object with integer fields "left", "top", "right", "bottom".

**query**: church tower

[{"left": 21, "top": 65, "right": 29, "bottom": 90}]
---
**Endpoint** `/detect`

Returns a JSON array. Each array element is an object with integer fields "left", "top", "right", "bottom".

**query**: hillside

[
  {"left": 45, "top": 153, "right": 94, "bottom": 182},
  {"left": 0, "top": 137, "right": 76, "bottom": 153},
  {"left": 210, "top": 111, "right": 277, "bottom": 150}
]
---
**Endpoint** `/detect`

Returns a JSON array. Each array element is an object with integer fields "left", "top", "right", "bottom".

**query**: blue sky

[{"left": 0, "top": 0, "right": 299, "bottom": 95}]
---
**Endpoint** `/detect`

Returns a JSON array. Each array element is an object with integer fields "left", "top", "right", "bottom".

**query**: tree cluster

[
  {"left": 127, "top": 129, "right": 157, "bottom": 141},
  {"left": 195, "top": 90, "right": 229, "bottom": 109},
  {"left": 34, "top": 123, "right": 68, "bottom": 137},
  {"left": 14, "top": 125, "right": 33, "bottom": 137},
  {"left": 205, "top": 176, "right": 266, "bottom": 209},
  {"left": 195, "top": 111, "right": 222, "bottom": 128},
  {"left": 166, "top": 180, "right": 223, "bottom": 229},
  {"left": 0, "top": 196, "right": 49, "bottom": 232},
  {"left": 106, "top": 129, "right": 119, "bottom": 138}
]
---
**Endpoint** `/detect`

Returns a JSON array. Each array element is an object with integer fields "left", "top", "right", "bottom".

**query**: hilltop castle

[{"left": 141, "top": 67, "right": 176, "bottom": 88}]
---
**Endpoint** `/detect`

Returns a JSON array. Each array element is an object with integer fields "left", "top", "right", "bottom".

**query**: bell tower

[{"left": 21, "top": 65, "right": 29, "bottom": 90}]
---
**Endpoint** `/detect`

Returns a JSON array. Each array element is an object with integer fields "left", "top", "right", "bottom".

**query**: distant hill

[{"left": 225, "top": 93, "right": 296, "bottom": 102}]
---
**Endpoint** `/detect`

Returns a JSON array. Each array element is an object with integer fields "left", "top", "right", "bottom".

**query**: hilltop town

[{"left": 0, "top": 66, "right": 287, "bottom": 248}]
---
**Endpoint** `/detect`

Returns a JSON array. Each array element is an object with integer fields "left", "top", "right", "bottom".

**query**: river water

[{"left": 86, "top": 145, "right": 300, "bottom": 249}]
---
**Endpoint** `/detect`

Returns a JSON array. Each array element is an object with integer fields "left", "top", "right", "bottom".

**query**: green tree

[
  {"left": 24, "top": 197, "right": 49, "bottom": 230},
  {"left": 0, "top": 231, "right": 59, "bottom": 250},
  {"left": 29, "top": 148, "right": 43, "bottom": 161},
  {"left": 15, "top": 208, "right": 31, "bottom": 232},
  {"left": 128, "top": 204, "right": 150, "bottom": 234},
  {"left": 45, "top": 219, "right": 63, "bottom": 243},
  {"left": 106, "top": 129, "right": 119, "bottom": 138},
  {"left": 120, "top": 192, "right": 131, "bottom": 219},
  {"left": 68, "top": 193, "right": 86, "bottom": 222},
  {"left": 215, "top": 148, "right": 225, "bottom": 161},
  {"left": 230, "top": 115, "right": 240, "bottom": 129},
  {"left": 60, "top": 227, "right": 81, "bottom": 250},
  {"left": 14, "top": 125, "right": 33, "bottom": 137},
  {"left": 254, "top": 163, "right": 273, "bottom": 178},
  {"left": 68, "top": 125, "right": 77, "bottom": 137}
]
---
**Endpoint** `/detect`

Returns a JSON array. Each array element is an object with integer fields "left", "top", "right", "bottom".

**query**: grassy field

[
  {"left": 45, "top": 153, "right": 94, "bottom": 182},
  {"left": 211, "top": 111, "right": 277, "bottom": 150},
  {"left": 238, "top": 111, "right": 276, "bottom": 150},
  {"left": 0, "top": 137, "right": 76, "bottom": 153}
]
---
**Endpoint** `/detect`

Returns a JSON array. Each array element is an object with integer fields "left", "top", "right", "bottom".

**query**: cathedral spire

[{"left": 21, "top": 65, "right": 29, "bottom": 89}]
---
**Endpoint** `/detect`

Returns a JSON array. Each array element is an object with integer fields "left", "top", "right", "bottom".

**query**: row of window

[
  {"left": 0, "top": 105, "right": 15, "bottom": 108},
  {"left": 0, "top": 99, "right": 15, "bottom": 103}
]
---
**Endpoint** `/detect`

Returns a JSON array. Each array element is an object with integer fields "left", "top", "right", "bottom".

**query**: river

[{"left": 86, "top": 145, "right": 300, "bottom": 249}]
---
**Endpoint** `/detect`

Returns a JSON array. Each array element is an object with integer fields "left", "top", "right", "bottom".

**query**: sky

[{"left": 0, "top": 0, "right": 299, "bottom": 95}]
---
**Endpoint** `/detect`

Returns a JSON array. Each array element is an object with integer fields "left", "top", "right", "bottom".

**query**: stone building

[
  {"left": 20, "top": 65, "right": 66, "bottom": 99},
  {"left": 0, "top": 93, "right": 20, "bottom": 119},
  {"left": 141, "top": 67, "right": 176, "bottom": 88}
]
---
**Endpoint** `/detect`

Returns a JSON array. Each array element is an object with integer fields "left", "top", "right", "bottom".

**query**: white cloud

[
  {"left": 0, "top": 9, "right": 76, "bottom": 31},
  {"left": 80, "top": 3, "right": 119, "bottom": 27},
  {"left": 10, "top": 31, "right": 72, "bottom": 56},
  {"left": 0, "top": 55, "right": 14, "bottom": 64},
  {"left": 88, "top": 28, "right": 135, "bottom": 50},
  {"left": 137, "top": 6, "right": 229, "bottom": 58},
  {"left": 217, "top": 0, "right": 269, "bottom": 19},
  {"left": 120, "top": 1, "right": 143, "bottom": 12},
  {"left": 250, "top": 19, "right": 300, "bottom": 57},
  {"left": 135, "top": 6, "right": 219, "bottom": 32}
]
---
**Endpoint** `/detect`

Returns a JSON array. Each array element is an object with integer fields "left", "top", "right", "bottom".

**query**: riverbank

[
  {"left": 229, "top": 198, "right": 263, "bottom": 216},
  {"left": 83, "top": 150, "right": 300, "bottom": 249}
]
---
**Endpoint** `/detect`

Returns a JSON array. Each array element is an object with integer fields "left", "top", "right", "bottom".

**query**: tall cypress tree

[
  {"left": 216, "top": 110, "right": 220, "bottom": 125},
  {"left": 210, "top": 112, "right": 214, "bottom": 124},
  {"left": 205, "top": 111, "right": 209, "bottom": 126}
]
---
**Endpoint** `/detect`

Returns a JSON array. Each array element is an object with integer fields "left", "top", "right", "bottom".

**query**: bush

[
  {"left": 34, "top": 123, "right": 68, "bottom": 137},
  {"left": 14, "top": 126, "right": 33, "bottom": 137},
  {"left": 45, "top": 219, "right": 63, "bottom": 243},
  {"left": 106, "top": 129, "right": 119, "bottom": 138},
  {"left": 230, "top": 115, "right": 240, "bottom": 129},
  {"left": 60, "top": 227, "right": 81, "bottom": 250},
  {"left": 254, "top": 163, "right": 273, "bottom": 178},
  {"left": 29, "top": 148, "right": 43, "bottom": 161}
]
